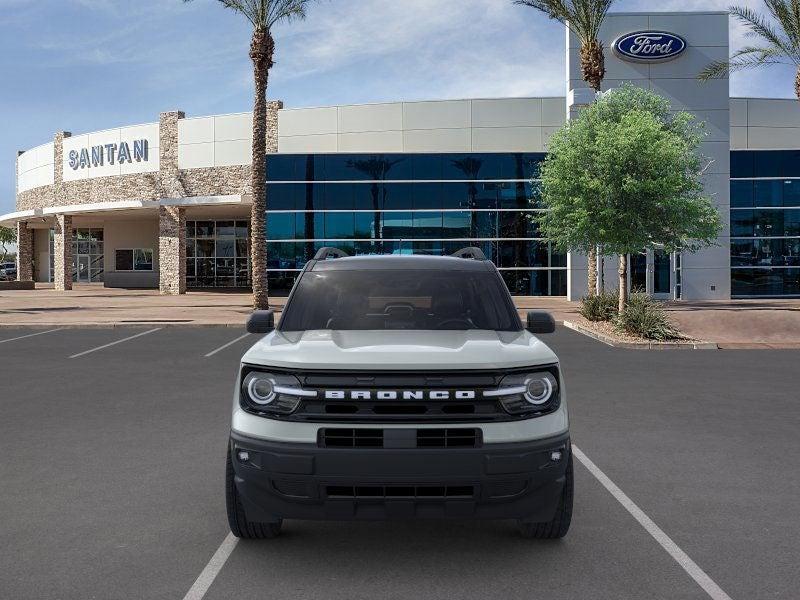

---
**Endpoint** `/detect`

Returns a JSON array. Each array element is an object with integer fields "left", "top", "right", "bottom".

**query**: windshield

[{"left": 279, "top": 270, "right": 521, "bottom": 332}]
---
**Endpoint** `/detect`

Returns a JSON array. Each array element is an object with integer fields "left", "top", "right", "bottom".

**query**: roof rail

[
  {"left": 451, "top": 247, "right": 487, "bottom": 260},
  {"left": 313, "top": 247, "right": 349, "bottom": 260}
]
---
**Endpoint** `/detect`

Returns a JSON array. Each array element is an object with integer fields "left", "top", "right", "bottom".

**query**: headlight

[
  {"left": 240, "top": 369, "right": 313, "bottom": 415},
  {"left": 486, "top": 368, "right": 560, "bottom": 415}
]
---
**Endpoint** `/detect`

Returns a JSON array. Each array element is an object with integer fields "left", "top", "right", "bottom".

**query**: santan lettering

[
  {"left": 629, "top": 35, "right": 674, "bottom": 56},
  {"left": 68, "top": 139, "right": 149, "bottom": 170}
]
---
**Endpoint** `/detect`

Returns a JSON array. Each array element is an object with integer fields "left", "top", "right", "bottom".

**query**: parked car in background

[{"left": 0, "top": 262, "right": 16, "bottom": 281}]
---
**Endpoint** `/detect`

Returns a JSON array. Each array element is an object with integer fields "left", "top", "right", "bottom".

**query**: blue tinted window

[
  {"left": 784, "top": 209, "right": 800, "bottom": 235},
  {"left": 732, "top": 268, "right": 800, "bottom": 296},
  {"left": 754, "top": 151, "right": 783, "bottom": 177},
  {"left": 730, "top": 181, "right": 753, "bottom": 208},
  {"left": 266, "top": 213, "right": 295, "bottom": 240},
  {"left": 783, "top": 180, "right": 800, "bottom": 207},
  {"left": 266, "top": 155, "right": 296, "bottom": 181},
  {"left": 472, "top": 212, "right": 498, "bottom": 238},
  {"left": 442, "top": 211, "right": 472, "bottom": 237},
  {"left": 730, "top": 210, "right": 753, "bottom": 237},
  {"left": 441, "top": 183, "right": 471, "bottom": 209},
  {"left": 413, "top": 212, "right": 443, "bottom": 237},
  {"left": 325, "top": 213, "right": 354, "bottom": 238},
  {"left": 412, "top": 183, "right": 443, "bottom": 209},
  {"left": 355, "top": 213, "right": 378, "bottom": 238},
  {"left": 267, "top": 184, "right": 299, "bottom": 210},
  {"left": 324, "top": 183, "right": 354, "bottom": 210},
  {"left": 730, "top": 151, "right": 754, "bottom": 178},
  {"left": 412, "top": 155, "right": 442, "bottom": 180},
  {"left": 382, "top": 212, "right": 413, "bottom": 238},
  {"left": 380, "top": 183, "right": 413, "bottom": 210},
  {"left": 754, "top": 180, "right": 783, "bottom": 207}
]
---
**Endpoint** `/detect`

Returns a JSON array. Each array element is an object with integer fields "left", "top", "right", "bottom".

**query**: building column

[
  {"left": 16, "top": 221, "right": 34, "bottom": 282},
  {"left": 159, "top": 205, "right": 185, "bottom": 295},
  {"left": 53, "top": 214, "right": 73, "bottom": 291}
]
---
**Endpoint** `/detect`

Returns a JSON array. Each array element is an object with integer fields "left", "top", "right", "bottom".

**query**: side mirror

[
  {"left": 526, "top": 311, "right": 555, "bottom": 334},
  {"left": 246, "top": 310, "right": 275, "bottom": 334}
]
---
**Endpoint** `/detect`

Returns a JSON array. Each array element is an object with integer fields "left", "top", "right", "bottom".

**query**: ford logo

[{"left": 613, "top": 31, "right": 687, "bottom": 62}]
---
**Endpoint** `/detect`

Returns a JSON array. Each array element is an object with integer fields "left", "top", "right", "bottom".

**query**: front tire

[
  {"left": 226, "top": 447, "right": 282, "bottom": 539},
  {"left": 518, "top": 450, "right": 573, "bottom": 539}
]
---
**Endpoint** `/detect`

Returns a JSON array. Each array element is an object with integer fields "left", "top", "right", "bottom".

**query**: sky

[{"left": 0, "top": 0, "right": 797, "bottom": 216}]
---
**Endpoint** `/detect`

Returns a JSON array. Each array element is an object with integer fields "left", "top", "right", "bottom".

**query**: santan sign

[
  {"left": 613, "top": 31, "right": 687, "bottom": 62},
  {"left": 68, "top": 139, "right": 149, "bottom": 170}
]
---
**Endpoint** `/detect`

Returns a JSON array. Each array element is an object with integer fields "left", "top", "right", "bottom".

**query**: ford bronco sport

[{"left": 227, "top": 247, "right": 572, "bottom": 539}]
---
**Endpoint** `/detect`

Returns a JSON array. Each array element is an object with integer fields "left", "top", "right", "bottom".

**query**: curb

[{"left": 562, "top": 321, "right": 718, "bottom": 350}]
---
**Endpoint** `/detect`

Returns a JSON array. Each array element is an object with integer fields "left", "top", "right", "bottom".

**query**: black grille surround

[{"left": 240, "top": 365, "right": 560, "bottom": 423}]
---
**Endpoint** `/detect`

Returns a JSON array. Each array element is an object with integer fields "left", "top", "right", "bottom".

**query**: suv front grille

[
  {"left": 320, "top": 428, "right": 481, "bottom": 448},
  {"left": 325, "top": 485, "right": 475, "bottom": 499}
]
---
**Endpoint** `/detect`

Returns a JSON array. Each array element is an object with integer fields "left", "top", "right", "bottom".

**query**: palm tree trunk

[
  {"left": 580, "top": 39, "right": 604, "bottom": 296},
  {"left": 618, "top": 254, "right": 628, "bottom": 314},
  {"left": 249, "top": 29, "right": 274, "bottom": 310},
  {"left": 796, "top": 67, "right": 800, "bottom": 102}
]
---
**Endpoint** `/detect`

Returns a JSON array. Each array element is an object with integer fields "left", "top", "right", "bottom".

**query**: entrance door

[
  {"left": 652, "top": 249, "right": 672, "bottom": 299},
  {"left": 630, "top": 253, "right": 647, "bottom": 293},
  {"left": 77, "top": 255, "right": 90, "bottom": 282}
]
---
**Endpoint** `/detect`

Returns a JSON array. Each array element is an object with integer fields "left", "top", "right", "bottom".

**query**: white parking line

[
  {"left": 0, "top": 329, "right": 63, "bottom": 345},
  {"left": 572, "top": 445, "right": 733, "bottom": 600},
  {"left": 204, "top": 333, "right": 250, "bottom": 358},
  {"left": 69, "top": 328, "right": 162, "bottom": 359},
  {"left": 182, "top": 533, "right": 239, "bottom": 600}
]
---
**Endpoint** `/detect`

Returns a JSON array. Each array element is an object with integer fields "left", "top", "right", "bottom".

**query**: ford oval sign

[{"left": 613, "top": 31, "right": 687, "bottom": 63}]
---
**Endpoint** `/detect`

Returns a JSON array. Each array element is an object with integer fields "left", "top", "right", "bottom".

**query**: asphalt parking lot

[{"left": 1, "top": 326, "right": 799, "bottom": 599}]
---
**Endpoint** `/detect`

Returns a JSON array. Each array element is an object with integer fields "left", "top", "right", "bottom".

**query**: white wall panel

[
  {"left": 179, "top": 117, "right": 214, "bottom": 144},
  {"left": 746, "top": 127, "right": 800, "bottom": 149},
  {"left": 214, "top": 113, "right": 251, "bottom": 142},
  {"left": 214, "top": 139, "right": 250, "bottom": 166},
  {"left": 471, "top": 98, "right": 541, "bottom": 128},
  {"left": 402, "top": 128, "right": 471, "bottom": 153},
  {"left": 403, "top": 100, "right": 471, "bottom": 130},
  {"left": 648, "top": 13, "right": 729, "bottom": 47},
  {"left": 338, "top": 103, "right": 403, "bottom": 133},
  {"left": 730, "top": 126, "right": 748, "bottom": 149},
  {"left": 472, "top": 127, "right": 543, "bottom": 152},
  {"left": 747, "top": 98, "right": 800, "bottom": 128},
  {"left": 650, "top": 78, "right": 729, "bottom": 111},
  {"left": 338, "top": 131, "right": 403, "bottom": 152},
  {"left": 691, "top": 110, "right": 729, "bottom": 143},
  {"left": 278, "top": 134, "right": 338, "bottom": 153},
  {"left": 729, "top": 99, "right": 748, "bottom": 127},
  {"left": 178, "top": 142, "right": 214, "bottom": 169},
  {"left": 278, "top": 107, "right": 338, "bottom": 137},
  {"left": 541, "top": 98, "right": 566, "bottom": 126}
]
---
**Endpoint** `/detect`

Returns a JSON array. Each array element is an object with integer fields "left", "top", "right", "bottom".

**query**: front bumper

[{"left": 230, "top": 431, "right": 570, "bottom": 522}]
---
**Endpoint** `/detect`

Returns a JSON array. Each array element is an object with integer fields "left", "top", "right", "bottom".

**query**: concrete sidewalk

[{"left": 1, "top": 284, "right": 798, "bottom": 347}]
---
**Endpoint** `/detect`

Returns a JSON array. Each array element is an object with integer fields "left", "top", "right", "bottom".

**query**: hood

[{"left": 241, "top": 329, "right": 558, "bottom": 371}]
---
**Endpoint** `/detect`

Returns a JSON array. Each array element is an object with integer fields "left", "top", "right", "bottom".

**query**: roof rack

[
  {"left": 451, "top": 247, "right": 487, "bottom": 260},
  {"left": 313, "top": 247, "right": 349, "bottom": 260}
]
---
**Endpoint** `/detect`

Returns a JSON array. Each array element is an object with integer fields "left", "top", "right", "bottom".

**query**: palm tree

[
  {"left": 185, "top": 0, "right": 314, "bottom": 309},
  {"left": 515, "top": 0, "right": 616, "bottom": 295},
  {"left": 699, "top": 2, "right": 800, "bottom": 101}
]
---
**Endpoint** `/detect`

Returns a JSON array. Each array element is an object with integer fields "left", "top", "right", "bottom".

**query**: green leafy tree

[
  {"left": 0, "top": 226, "right": 15, "bottom": 263},
  {"left": 535, "top": 85, "right": 722, "bottom": 313},
  {"left": 699, "top": 2, "right": 800, "bottom": 100},
  {"left": 184, "top": 0, "right": 315, "bottom": 309},
  {"left": 515, "top": 0, "right": 616, "bottom": 294}
]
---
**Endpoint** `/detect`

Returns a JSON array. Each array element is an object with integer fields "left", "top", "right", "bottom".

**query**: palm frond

[
  {"left": 764, "top": 0, "right": 800, "bottom": 46},
  {"left": 699, "top": 46, "right": 788, "bottom": 80},
  {"left": 515, "top": 0, "right": 616, "bottom": 43},
  {"left": 730, "top": 5, "right": 800, "bottom": 64}
]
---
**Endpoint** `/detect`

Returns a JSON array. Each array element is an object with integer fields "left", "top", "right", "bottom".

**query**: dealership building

[{"left": 4, "top": 11, "right": 800, "bottom": 299}]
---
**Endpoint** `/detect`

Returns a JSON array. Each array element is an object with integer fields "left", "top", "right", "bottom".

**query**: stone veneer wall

[
  {"left": 53, "top": 214, "right": 73, "bottom": 291},
  {"left": 15, "top": 222, "right": 33, "bottom": 281},
  {"left": 158, "top": 206, "right": 186, "bottom": 295}
]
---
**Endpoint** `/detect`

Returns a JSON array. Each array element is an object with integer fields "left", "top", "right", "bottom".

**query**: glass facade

[
  {"left": 731, "top": 151, "right": 800, "bottom": 297},
  {"left": 186, "top": 220, "right": 251, "bottom": 288},
  {"left": 264, "top": 153, "right": 567, "bottom": 296}
]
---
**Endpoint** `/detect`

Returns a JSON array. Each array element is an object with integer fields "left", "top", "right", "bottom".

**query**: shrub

[
  {"left": 614, "top": 293, "right": 684, "bottom": 340},
  {"left": 580, "top": 290, "right": 619, "bottom": 322}
]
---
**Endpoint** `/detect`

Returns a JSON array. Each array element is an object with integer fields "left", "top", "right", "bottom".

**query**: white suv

[{"left": 227, "top": 248, "right": 572, "bottom": 539}]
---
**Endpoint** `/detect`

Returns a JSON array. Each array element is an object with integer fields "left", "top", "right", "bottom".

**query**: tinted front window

[{"left": 279, "top": 269, "right": 521, "bottom": 332}]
